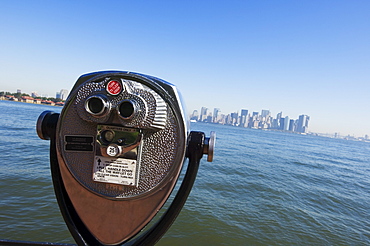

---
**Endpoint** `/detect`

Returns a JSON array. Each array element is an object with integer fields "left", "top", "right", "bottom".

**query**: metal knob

[{"left": 203, "top": 131, "right": 216, "bottom": 162}]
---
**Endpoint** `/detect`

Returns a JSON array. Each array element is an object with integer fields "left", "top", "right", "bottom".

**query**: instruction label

[{"left": 93, "top": 156, "right": 138, "bottom": 186}]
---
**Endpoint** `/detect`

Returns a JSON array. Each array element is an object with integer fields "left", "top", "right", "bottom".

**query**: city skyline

[
  {"left": 191, "top": 106, "right": 368, "bottom": 139},
  {"left": 191, "top": 107, "right": 309, "bottom": 132}
]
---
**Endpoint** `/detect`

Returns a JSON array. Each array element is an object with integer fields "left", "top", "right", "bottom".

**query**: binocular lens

[
  {"left": 85, "top": 96, "right": 110, "bottom": 117},
  {"left": 88, "top": 98, "right": 104, "bottom": 114},
  {"left": 118, "top": 101, "right": 135, "bottom": 119}
]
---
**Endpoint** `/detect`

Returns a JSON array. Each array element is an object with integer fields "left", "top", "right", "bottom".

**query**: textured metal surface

[
  {"left": 56, "top": 75, "right": 186, "bottom": 199},
  {"left": 74, "top": 78, "right": 167, "bottom": 130}
]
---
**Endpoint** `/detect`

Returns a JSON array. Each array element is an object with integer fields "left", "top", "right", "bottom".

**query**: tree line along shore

[{"left": 0, "top": 92, "right": 64, "bottom": 106}]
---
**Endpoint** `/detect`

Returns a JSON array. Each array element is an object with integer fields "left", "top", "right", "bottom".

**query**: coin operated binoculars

[{"left": 36, "top": 71, "right": 215, "bottom": 246}]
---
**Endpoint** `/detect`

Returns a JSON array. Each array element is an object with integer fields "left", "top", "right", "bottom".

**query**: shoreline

[{"left": 0, "top": 96, "right": 64, "bottom": 107}]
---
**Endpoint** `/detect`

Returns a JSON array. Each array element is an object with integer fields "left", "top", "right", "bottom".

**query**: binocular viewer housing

[{"left": 37, "top": 71, "right": 215, "bottom": 245}]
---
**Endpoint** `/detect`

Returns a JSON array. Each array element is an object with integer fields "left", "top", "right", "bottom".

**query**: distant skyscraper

[
  {"left": 279, "top": 117, "right": 285, "bottom": 130},
  {"left": 261, "top": 109, "right": 270, "bottom": 118},
  {"left": 200, "top": 107, "right": 208, "bottom": 122},
  {"left": 276, "top": 112, "right": 283, "bottom": 129},
  {"left": 60, "top": 89, "right": 68, "bottom": 100},
  {"left": 213, "top": 108, "right": 221, "bottom": 123},
  {"left": 271, "top": 118, "right": 279, "bottom": 129},
  {"left": 225, "top": 114, "right": 232, "bottom": 125},
  {"left": 289, "top": 119, "right": 295, "bottom": 131},
  {"left": 218, "top": 114, "right": 226, "bottom": 125},
  {"left": 57, "top": 89, "right": 68, "bottom": 100},
  {"left": 206, "top": 113, "right": 213, "bottom": 123},
  {"left": 190, "top": 110, "right": 199, "bottom": 121},
  {"left": 297, "top": 115, "right": 310, "bottom": 133},
  {"left": 230, "top": 112, "right": 238, "bottom": 126},
  {"left": 240, "top": 109, "right": 249, "bottom": 127},
  {"left": 283, "top": 116, "right": 290, "bottom": 131}
]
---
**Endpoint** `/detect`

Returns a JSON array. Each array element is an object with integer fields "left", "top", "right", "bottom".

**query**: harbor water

[{"left": 0, "top": 100, "right": 369, "bottom": 245}]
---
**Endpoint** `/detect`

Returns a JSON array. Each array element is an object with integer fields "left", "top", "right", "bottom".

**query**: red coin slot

[{"left": 106, "top": 80, "right": 122, "bottom": 95}]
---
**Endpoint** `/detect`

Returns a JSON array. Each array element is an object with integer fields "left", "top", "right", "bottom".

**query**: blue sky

[{"left": 1, "top": 1, "right": 369, "bottom": 137}]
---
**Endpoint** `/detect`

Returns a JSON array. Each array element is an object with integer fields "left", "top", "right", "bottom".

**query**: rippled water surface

[{"left": 0, "top": 100, "right": 369, "bottom": 245}]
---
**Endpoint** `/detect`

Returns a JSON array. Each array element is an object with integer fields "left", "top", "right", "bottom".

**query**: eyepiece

[
  {"left": 118, "top": 100, "right": 136, "bottom": 119},
  {"left": 85, "top": 95, "right": 110, "bottom": 117},
  {"left": 36, "top": 111, "right": 60, "bottom": 140}
]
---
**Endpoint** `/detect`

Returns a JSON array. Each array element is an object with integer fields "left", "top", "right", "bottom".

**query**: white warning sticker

[{"left": 93, "top": 156, "right": 138, "bottom": 186}]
